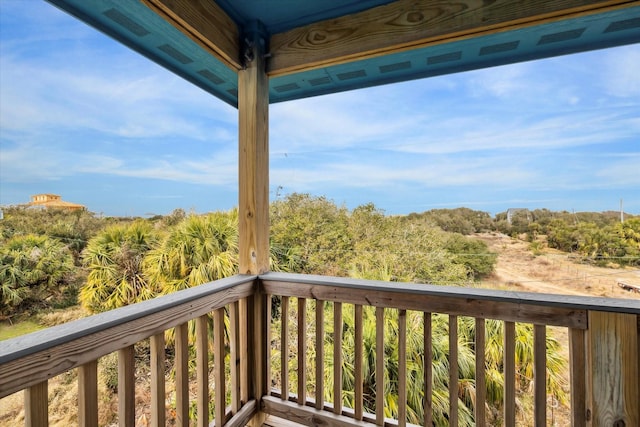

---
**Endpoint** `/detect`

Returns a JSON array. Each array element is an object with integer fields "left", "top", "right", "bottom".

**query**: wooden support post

[
  {"left": 238, "top": 22, "right": 269, "bottom": 276},
  {"left": 587, "top": 311, "right": 639, "bottom": 426},
  {"left": 238, "top": 21, "right": 269, "bottom": 427}
]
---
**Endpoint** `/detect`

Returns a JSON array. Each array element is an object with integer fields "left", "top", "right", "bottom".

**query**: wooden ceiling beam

[
  {"left": 141, "top": 0, "right": 242, "bottom": 71},
  {"left": 268, "top": 0, "right": 635, "bottom": 76}
]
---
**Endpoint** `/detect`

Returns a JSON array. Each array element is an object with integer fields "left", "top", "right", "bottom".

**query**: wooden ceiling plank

[
  {"left": 268, "top": 0, "right": 635, "bottom": 76},
  {"left": 141, "top": 0, "right": 242, "bottom": 71}
]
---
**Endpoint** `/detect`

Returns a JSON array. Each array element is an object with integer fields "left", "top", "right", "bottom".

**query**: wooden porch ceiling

[{"left": 46, "top": 0, "right": 640, "bottom": 107}]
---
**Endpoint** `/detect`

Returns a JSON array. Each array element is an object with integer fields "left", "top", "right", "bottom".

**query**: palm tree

[
  {"left": 0, "top": 234, "right": 74, "bottom": 316},
  {"left": 143, "top": 211, "right": 238, "bottom": 295},
  {"left": 80, "top": 221, "right": 159, "bottom": 312}
]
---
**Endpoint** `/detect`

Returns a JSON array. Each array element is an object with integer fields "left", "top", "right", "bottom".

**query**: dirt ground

[{"left": 476, "top": 232, "right": 640, "bottom": 299}]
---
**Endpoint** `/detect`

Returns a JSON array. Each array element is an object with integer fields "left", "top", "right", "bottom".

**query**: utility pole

[{"left": 620, "top": 198, "right": 624, "bottom": 223}]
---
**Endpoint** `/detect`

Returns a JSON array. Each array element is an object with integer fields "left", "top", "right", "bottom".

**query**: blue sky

[{"left": 1, "top": 1, "right": 639, "bottom": 217}]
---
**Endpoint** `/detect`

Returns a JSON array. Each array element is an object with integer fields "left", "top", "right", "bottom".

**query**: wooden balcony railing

[{"left": 1, "top": 272, "right": 639, "bottom": 426}]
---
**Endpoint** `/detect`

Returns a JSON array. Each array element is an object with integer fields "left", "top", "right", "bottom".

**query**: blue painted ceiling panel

[
  {"left": 45, "top": 1, "right": 640, "bottom": 107},
  {"left": 268, "top": 7, "right": 640, "bottom": 103}
]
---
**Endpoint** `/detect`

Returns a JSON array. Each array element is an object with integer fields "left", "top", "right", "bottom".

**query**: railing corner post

[{"left": 586, "top": 311, "right": 639, "bottom": 427}]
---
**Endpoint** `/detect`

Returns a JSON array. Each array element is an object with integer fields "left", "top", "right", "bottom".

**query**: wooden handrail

[
  {"left": 260, "top": 272, "right": 640, "bottom": 427},
  {"left": 1, "top": 272, "right": 638, "bottom": 426}
]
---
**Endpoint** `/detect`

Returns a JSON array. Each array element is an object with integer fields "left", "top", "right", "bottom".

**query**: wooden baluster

[
  {"left": 398, "top": 310, "right": 407, "bottom": 427},
  {"left": 375, "top": 307, "right": 384, "bottom": 426},
  {"left": 503, "top": 321, "right": 516, "bottom": 427},
  {"left": 315, "top": 300, "right": 325, "bottom": 410},
  {"left": 281, "top": 296, "right": 289, "bottom": 401},
  {"left": 239, "top": 298, "right": 249, "bottom": 405},
  {"left": 333, "top": 301, "right": 342, "bottom": 415},
  {"left": 151, "top": 333, "right": 166, "bottom": 427},
  {"left": 79, "top": 361, "right": 98, "bottom": 427},
  {"left": 118, "top": 346, "right": 135, "bottom": 427},
  {"left": 297, "top": 297, "right": 307, "bottom": 405},
  {"left": 196, "top": 315, "right": 209, "bottom": 427},
  {"left": 533, "top": 325, "right": 546, "bottom": 427},
  {"left": 449, "top": 315, "right": 458, "bottom": 427},
  {"left": 354, "top": 304, "right": 364, "bottom": 421},
  {"left": 230, "top": 301, "right": 240, "bottom": 413},
  {"left": 424, "top": 312, "right": 433, "bottom": 427},
  {"left": 25, "top": 380, "right": 48, "bottom": 427},
  {"left": 175, "top": 323, "right": 189, "bottom": 427},
  {"left": 474, "top": 318, "right": 486, "bottom": 427},
  {"left": 569, "top": 328, "right": 586, "bottom": 427},
  {"left": 214, "top": 308, "right": 226, "bottom": 426}
]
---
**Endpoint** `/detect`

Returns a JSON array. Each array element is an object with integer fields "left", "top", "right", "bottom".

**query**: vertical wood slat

[
  {"left": 230, "top": 301, "right": 240, "bottom": 413},
  {"left": 448, "top": 315, "right": 458, "bottom": 427},
  {"left": 375, "top": 307, "right": 384, "bottom": 426},
  {"left": 281, "top": 296, "right": 289, "bottom": 401},
  {"left": 474, "top": 318, "right": 486, "bottom": 427},
  {"left": 196, "top": 315, "right": 209, "bottom": 427},
  {"left": 569, "top": 328, "right": 586, "bottom": 427},
  {"left": 398, "top": 310, "right": 407, "bottom": 427},
  {"left": 175, "top": 323, "right": 189, "bottom": 427},
  {"left": 118, "top": 346, "right": 135, "bottom": 427},
  {"left": 214, "top": 308, "right": 226, "bottom": 427},
  {"left": 315, "top": 300, "right": 325, "bottom": 410},
  {"left": 588, "top": 311, "right": 639, "bottom": 426},
  {"left": 423, "top": 312, "right": 432, "bottom": 427},
  {"left": 25, "top": 380, "right": 48, "bottom": 427},
  {"left": 333, "top": 302, "right": 343, "bottom": 415},
  {"left": 266, "top": 294, "right": 272, "bottom": 398},
  {"left": 79, "top": 361, "right": 98, "bottom": 427},
  {"left": 503, "top": 321, "right": 516, "bottom": 427},
  {"left": 239, "top": 298, "right": 249, "bottom": 405},
  {"left": 533, "top": 325, "right": 546, "bottom": 427},
  {"left": 354, "top": 304, "right": 364, "bottom": 421},
  {"left": 151, "top": 333, "right": 166, "bottom": 427},
  {"left": 297, "top": 298, "right": 307, "bottom": 405}
]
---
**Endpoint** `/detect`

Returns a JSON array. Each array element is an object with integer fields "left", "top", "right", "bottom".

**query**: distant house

[{"left": 28, "top": 194, "right": 85, "bottom": 211}]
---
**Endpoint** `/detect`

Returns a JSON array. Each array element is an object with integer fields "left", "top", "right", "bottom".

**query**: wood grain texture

[
  {"left": 533, "top": 325, "right": 546, "bottom": 427},
  {"left": 151, "top": 333, "right": 166, "bottom": 427},
  {"left": 214, "top": 308, "right": 226, "bottom": 426},
  {"left": 354, "top": 304, "right": 363, "bottom": 421},
  {"left": 315, "top": 300, "right": 325, "bottom": 410},
  {"left": 238, "top": 34, "right": 270, "bottom": 275},
  {"left": 118, "top": 346, "right": 135, "bottom": 427},
  {"left": 175, "top": 323, "right": 189, "bottom": 427},
  {"left": 0, "top": 276, "right": 254, "bottom": 398},
  {"left": 263, "top": 396, "right": 373, "bottom": 427},
  {"left": 474, "top": 318, "right": 485, "bottom": 427},
  {"left": 398, "top": 310, "right": 407, "bottom": 427},
  {"left": 569, "top": 328, "right": 586, "bottom": 427},
  {"left": 333, "top": 302, "right": 343, "bottom": 415},
  {"left": 588, "top": 312, "right": 639, "bottom": 426},
  {"left": 503, "top": 322, "right": 516, "bottom": 427},
  {"left": 423, "top": 313, "right": 433, "bottom": 427},
  {"left": 25, "top": 380, "right": 48, "bottom": 427},
  {"left": 78, "top": 361, "right": 98, "bottom": 427},
  {"left": 196, "top": 315, "right": 209, "bottom": 427},
  {"left": 375, "top": 307, "right": 384, "bottom": 426},
  {"left": 281, "top": 296, "right": 289, "bottom": 401},
  {"left": 260, "top": 277, "right": 589, "bottom": 328},
  {"left": 141, "top": 0, "right": 241, "bottom": 70},
  {"left": 269, "top": 0, "right": 631, "bottom": 75},
  {"left": 297, "top": 298, "right": 307, "bottom": 405},
  {"left": 448, "top": 315, "right": 458, "bottom": 427},
  {"left": 230, "top": 301, "right": 240, "bottom": 413}
]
